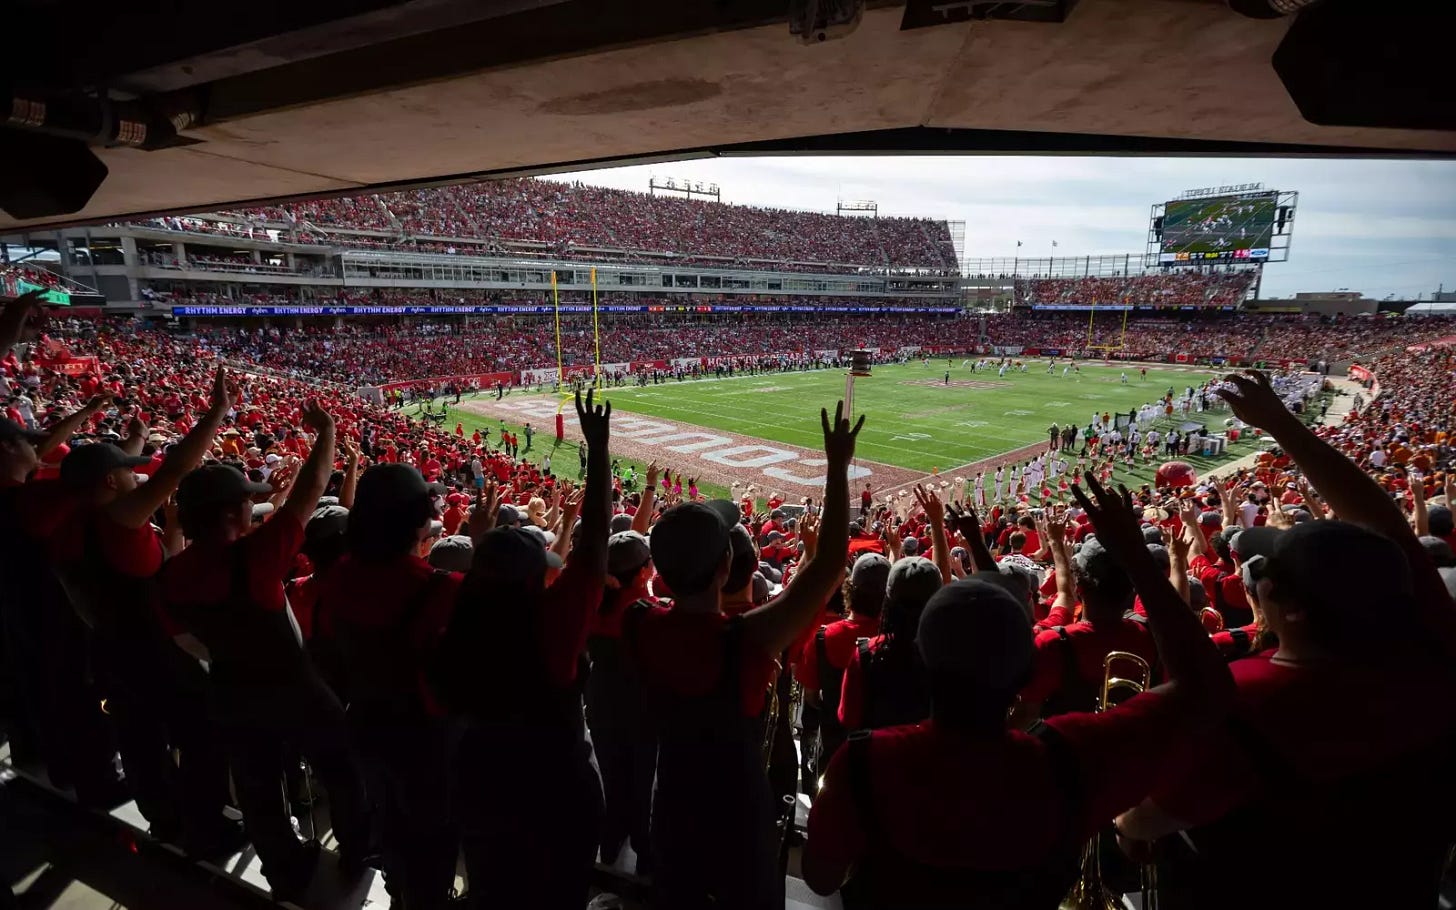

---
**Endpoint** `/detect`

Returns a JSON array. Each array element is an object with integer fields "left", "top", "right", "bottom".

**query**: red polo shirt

[
  {"left": 795, "top": 613, "right": 881, "bottom": 689},
  {"left": 627, "top": 606, "right": 777, "bottom": 718},
  {"left": 808, "top": 691, "right": 1187, "bottom": 878},
  {"left": 1021, "top": 618, "right": 1157, "bottom": 708},
  {"left": 159, "top": 512, "right": 304, "bottom": 618}
]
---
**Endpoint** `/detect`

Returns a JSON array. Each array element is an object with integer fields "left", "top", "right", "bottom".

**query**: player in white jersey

[
  {"left": 993, "top": 465, "right": 1004, "bottom": 501},
  {"left": 1062, "top": 364, "right": 1071, "bottom": 378},
  {"left": 998, "top": 363, "right": 1008, "bottom": 378},
  {"left": 973, "top": 471, "right": 986, "bottom": 508},
  {"left": 1120, "top": 371, "right": 1129, "bottom": 384}
]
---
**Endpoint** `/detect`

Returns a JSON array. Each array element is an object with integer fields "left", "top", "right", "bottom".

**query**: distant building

[{"left": 1246, "top": 291, "right": 1376, "bottom": 317}]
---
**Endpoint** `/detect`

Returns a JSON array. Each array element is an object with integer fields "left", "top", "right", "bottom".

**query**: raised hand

[
  {"left": 1265, "top": 505, "right": 1294, "bottom": 530},
  {"left": 945, "top": 501, "right": 981, "bottom": 541},
  {"left": 1069, "top": 476, "right": 1150, "bottom": 568},
  {"left": 913, "top": 483, "right": 945, "bottom": 527},
  {"left": 1169, "top": 523, "right": 1193, "bottom": 564},
  {"left": 798, "top": 511, "right": 820, "bottom": 556},
  {"left": 559, "top": 488, "right": 585, "bottom": 530},
  {"left": 1044, "top": 508, "right": 1069, "bottom": 548},
  {"left": 646, "top": 459, "right": 660, "bottom": 488},
  {"left": 208, "top": 365, "right": 234, "bottom": 414},
  {"left": 575, "top": 388, "right": 611, "bottom": 450},
  {"left": 300, "top": 398, "right": 334, "bottom": 435},
  {"left": 469, "top": 480, "right": 500, "bottom": 543},
  {"left": 820, "top": 400, "right": 865, "bottom": 465},
  {"left": 1215, "top": 370, "right": 1298, "bottom": 434}
]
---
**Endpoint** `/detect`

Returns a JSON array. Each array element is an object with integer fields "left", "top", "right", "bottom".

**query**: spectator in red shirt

[
  {"left": 803, "top": 477, "right": 1235, "bottom": 906},
  {"left": 433, "top": 390, "right": 611, "bottom": 910},
  {"left": 798, "top": 552, "right": 889, "bottom": 780},
  {"left": 161, "top": 400, "right": 370, "bottom": 899},
  {"left": 312, "top": 462, "right": 463, "bottom": 909},
  {"left": 624, "top": 402, "right": 861, "bottom": 909},
  {"left": 1015, "top": 536, "right": 1157, "bottom": 722},
  {"left": 837, "top": 557, "right": 945, "bottom": 732},
  {"left": 587, "top": 529, "right": 657, "bottom": 873},
  {"left": 1117, "top": 371, "right": 1456, "bottom": 910}
]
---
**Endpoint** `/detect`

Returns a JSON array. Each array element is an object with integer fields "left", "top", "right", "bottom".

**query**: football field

[{"left": 450, "top": 360, "right": 1249, "bottom": 502}]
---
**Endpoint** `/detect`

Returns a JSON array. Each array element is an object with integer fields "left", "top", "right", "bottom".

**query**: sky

[{"left": 557, "top": 156, "right": 1456, "bottom": 301}]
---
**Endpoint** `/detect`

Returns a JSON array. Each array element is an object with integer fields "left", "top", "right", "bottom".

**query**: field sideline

[
  {"left": 442, "top": 360, "right": 1265, "bottom": 504},
  {"left": 596, "top": 360, "right": 1224, "bottom": 472}
]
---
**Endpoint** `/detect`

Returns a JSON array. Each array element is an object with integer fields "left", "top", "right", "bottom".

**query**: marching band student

[
  {"left": 161, "top": 399, "right": 371, "bottom": 899},
  {"left": 796, "top": 553, "right": 889, "bottom": 779},
  {"left": 804, "top": 476, "right": 1235, "bottom": 908},
  {"left": 1117, "top": 372, "right": 1456, "bottom": 910},
  {"left": 433, "top": 391, "right": 611, "bottom": 910},
  {"left": 837, "top": 557, "right": 944, "bottom": 732},
  {"left": 311, "top": 462, "right": 464, "bottom": 910},
  {"left": 624, "top": 402, "right": 861, "bottom": 910}
]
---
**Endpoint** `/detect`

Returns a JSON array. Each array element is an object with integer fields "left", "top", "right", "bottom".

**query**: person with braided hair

[{"left": 837, "top": 556, "right": 944, "bottom": 732}]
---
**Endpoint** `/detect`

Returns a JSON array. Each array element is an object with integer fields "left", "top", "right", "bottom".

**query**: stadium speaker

[
  {"left": 1273, "top": 0, "right": 1456, "bottom": 131},
  {"left": 850, "top": 350, "right": 873, "bottom": 377},
  {"left": 0, "top": 130, "right": 108, "bottom": 220},
  {"left": 1152, "top": 216, "right": 1164, "bottom": 241},
  {"left": 1276, "top": 207, "right": 1289, "bottom": 232}
]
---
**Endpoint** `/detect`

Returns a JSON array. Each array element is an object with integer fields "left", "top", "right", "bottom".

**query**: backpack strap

[
  {"left": 1055, "top": 626, "right": 1079, "bottom": 693},
  {"left": 1228, "top": 627, "right": 1251, "bottom": 656},
  {"left": 1028, "top": 719, "right": 1083, "bottom": 854},
  {"left": 815, "top": 626, "right": 831, "bottom": 693}
]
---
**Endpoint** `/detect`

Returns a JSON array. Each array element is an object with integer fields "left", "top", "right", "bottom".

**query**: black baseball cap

[
  {"left": 0, "top": 418, "right": 45, "bottom": 447},
  {"left": 60, "top": 442, "right": 152, "bottom": 488},
  {"left": 917, "top": 579, "right": 1034, "bottom": 692},
  {"left": 1229, "top": 526, "right": 1280, "bottom": 561},
  {"left": 650, "top": 500, "right": 742, "bottom": 597},
  {"left": 355, "top": 463, "right": 446, "bottom": 509},
  {"left": 472, "top": 526, "right": 564, "bottom": 580},
  {"left": 177, "top": 463, "right": 273, "bottom": 511}
]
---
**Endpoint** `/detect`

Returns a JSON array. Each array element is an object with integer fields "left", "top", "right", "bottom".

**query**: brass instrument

[{"left": 1062, "top": 651, "right": 1156, "bottom": 910}]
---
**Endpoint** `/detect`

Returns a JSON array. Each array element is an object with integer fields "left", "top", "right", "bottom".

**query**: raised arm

[
  {"left": 36, "top": 392, "right": 111, "bottom": 458},
  {"left": 742, "top": 402, "right": 863, "bottom": 656},
  {"left": 571, "top": 389, "right": 612, "bottom": 578},
  {"left": 277, "top": 401, "right": 336, "bottom": 528},
  {"left": 631, "top": 460, "right": 659, "bottom": 534},
  {"left": 947, "top": 501, "right": 997, "bottom": 572},
  {"left": 914, "top": 483, "right": 953, "bottom": 583},
  {"left": 107, "top": 366, "right": 231, "bottom": 529},
  {"left": 1073, "top": 477, "right": 1234, "bottom": 713},
  {"left": 1218, "top": 370, "right": 1456, "bottom": 654},
  {"left": 118, "top": 413, "right": 148, "bottom": 457},
  {"left": 1043, "top": 509, "right": 1078, "bottom": 617},
  {"left": 338, "top": 441, "right": 361, "bottom": 510}
]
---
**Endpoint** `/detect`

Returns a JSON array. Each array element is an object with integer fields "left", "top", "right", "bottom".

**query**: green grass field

[
  {"left": 424, "top": 360, "right": 1275, "bottom": 501},
  {"left": 596, "top": 361, "right": 1225, "bottom": 475}
]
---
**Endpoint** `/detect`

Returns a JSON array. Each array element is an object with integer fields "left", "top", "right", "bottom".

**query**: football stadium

[{"left": 2, "top": 4, "right": 1456, "bottom": 910}]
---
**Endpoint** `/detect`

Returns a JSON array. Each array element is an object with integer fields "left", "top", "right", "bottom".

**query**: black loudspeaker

[
  {"left": 0, "top": 131, "right": 108, "bottom": 220},
  {"left": 850, "top": 350, "right": 873, "bottom": 376},
  {"left": 1152, "top": 216, "right": 1164, "bottom": 241},
  {"left": 1276, "top": 207, "right": 1289, "bottom": 232}
]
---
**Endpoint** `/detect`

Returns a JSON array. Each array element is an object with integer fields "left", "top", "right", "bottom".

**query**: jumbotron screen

[{"left": 1159, "top": 192, "right": 1277, "bottom": 264}]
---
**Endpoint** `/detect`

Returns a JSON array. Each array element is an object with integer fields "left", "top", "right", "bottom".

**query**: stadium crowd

[
  {"left": 1014, "top": 272, "right": 1259, "bottom": 309},
  {"left": 141, "top": 178, "right": 959, "bottom": 273},
  {"left": 3, "top": 285, "right": 1456, "bottom": 910}
]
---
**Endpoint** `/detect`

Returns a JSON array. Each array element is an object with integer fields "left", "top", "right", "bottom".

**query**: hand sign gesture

[
  {"left": 575, "top": 389, "right": 611, "bottom": 450},
  {"left": 1069, "top": 477, "right": 1148, "bottom": 568},
  {"left": 821, "top": 401, "right": 865, "bottom": 465},
  {"left": 1216, "top": 370, "right": 1297, "bottom": 435},
  {"left": 209, "top": 365, "right": 234, "bottom": 414},
  {"left": 945, "top": 501, "right": 981, "bottom": 542}
]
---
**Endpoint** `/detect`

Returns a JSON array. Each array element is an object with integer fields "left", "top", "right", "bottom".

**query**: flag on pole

[
  {"left": 1052, "top": 240, "right": 1059, "bottom": 248},
  {"left": 1016, "top": 240, "right": 1023, "bottom": 247}
]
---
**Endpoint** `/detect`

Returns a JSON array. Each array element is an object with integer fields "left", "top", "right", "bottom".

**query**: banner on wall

[
  {"left": 1348, "top": 364, "right": 1373, "bottom": 382},
  {"left": 379, "top": 370, "right": 515, "bottom": 393}
]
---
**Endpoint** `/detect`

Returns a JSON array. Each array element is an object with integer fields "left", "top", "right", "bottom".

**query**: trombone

[{"left": 1062, "top": 651, "right": 1157, "bottom": 910}]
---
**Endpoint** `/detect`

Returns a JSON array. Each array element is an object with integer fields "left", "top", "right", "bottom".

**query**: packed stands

[
  {"left": 175, "top": 178, "right": 961, "bottom": 273},
  {"left": 1015, "top": 271, "right": 1258, "bottom": 309},
  {"left": 5, "top": 286, "right": 1456, "bottom": 910}
]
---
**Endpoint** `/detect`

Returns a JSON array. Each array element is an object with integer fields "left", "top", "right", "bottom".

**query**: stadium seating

[
  {"left": 1014, "top": 272, "right": 1258, "bottom": 309},
  {"left": 145, "top": 178, "right": 963, "bottom": 273}
]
